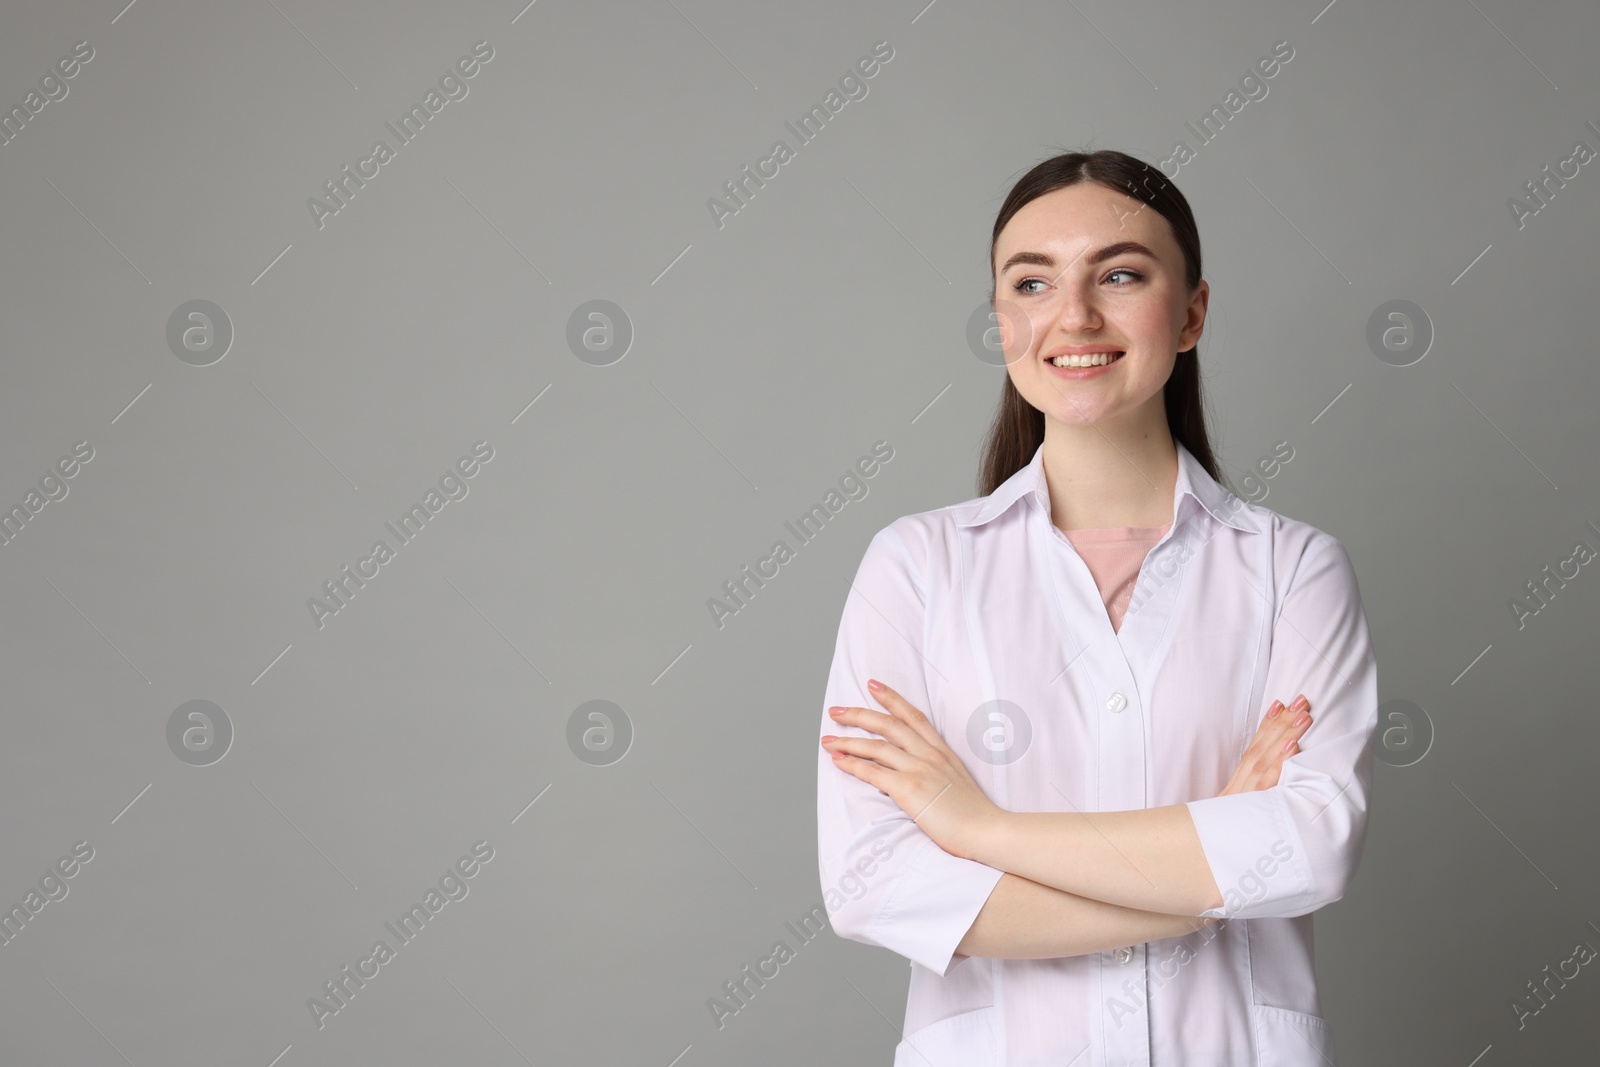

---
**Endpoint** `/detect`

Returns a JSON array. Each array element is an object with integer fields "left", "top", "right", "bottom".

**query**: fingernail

[
  {"left": 1283, "top": 739, "right": 1297, "bottom": 753},
  {"left": 832, "top": 752, "right": 846, "bottom": 761},
  {"left": 828, "top": 708, "right": 843, "bottom": 717},
  {"left": 867, "top": 679, "right": 884, "bottom": 691},
  {"left": 1293, "top": 712, "right": 1309, "bottom": 728},
  {"left": 1267, "top": 701, "right": 1283, "bottom": 718},
  {"left": 1292, "top": 694, "right": 1309, "bottom": 711},
  {"left": 820, "top": 735, "right": 836, "bottom": 743}
]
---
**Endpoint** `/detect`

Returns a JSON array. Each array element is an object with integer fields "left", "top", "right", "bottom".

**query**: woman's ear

[{"left": 1178, "top": 279, "right": 1209, "bottom": 352}]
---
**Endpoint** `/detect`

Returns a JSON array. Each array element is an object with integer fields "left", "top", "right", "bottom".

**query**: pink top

[{"left": 1061, "top": 522, "right": 1173, "bottom": 633}]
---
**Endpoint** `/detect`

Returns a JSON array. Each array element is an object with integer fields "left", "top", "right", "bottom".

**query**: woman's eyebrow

[{"left": 998, "top": 241, "right": 1157, "bottom": 275}]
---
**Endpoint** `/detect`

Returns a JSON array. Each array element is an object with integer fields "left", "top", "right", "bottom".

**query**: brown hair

[{"left": 977, "top": 149, "right": 1225, "bottom": 497}]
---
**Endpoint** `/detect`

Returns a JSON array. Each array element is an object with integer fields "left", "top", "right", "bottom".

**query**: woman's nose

[{"left": 1048, "top": 287, "right": 1102, "bottom": 333}]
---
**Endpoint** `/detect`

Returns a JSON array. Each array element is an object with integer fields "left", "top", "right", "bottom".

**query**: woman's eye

[{"left": 1014, "top": 270, "right": 1142, "bottom": 293}]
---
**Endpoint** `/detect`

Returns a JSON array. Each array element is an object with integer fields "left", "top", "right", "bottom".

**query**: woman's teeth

[{"left": 1049, "top": 352, "right": 1122, "bottom": 367}]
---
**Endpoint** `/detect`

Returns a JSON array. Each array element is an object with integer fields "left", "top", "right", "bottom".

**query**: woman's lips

[{"left": 1044, "top": 352, "right": 1124, "bottom": 378}]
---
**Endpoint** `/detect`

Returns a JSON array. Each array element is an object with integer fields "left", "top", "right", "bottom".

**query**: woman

[{"left": 816, "top": 150, "right": 1378, "bottom": 1066}]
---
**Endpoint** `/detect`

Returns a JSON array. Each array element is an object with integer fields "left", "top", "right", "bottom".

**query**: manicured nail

[
  {"left": 1291, "top": 694, "right": 1309, "bottom": 711},
  {"left": 867, "top": 679, "right": 884, "bottom": 691},
  {"left": 828, "top": 707, "right": 843, "bottom": 717},
  {"left": 1283, "top": 739, "right": 1297, "bottom": 753},
  {"left": 1267, "top": 701, "right": 1283, "bottom": 718},
  {"left": 831, "top": 752, "right": 846, "bottom": 761},
  {"left": 820, "top": 735, "right": 836, "bottom": 744},
  {"left": 1293, "top": 712, "right": 1309, "bottom": 728}
]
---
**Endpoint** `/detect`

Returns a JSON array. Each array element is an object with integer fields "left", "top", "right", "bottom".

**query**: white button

[
  {"left": 1114, "top": 946, "right": 1133, "bottom": 964},
  {"left": 1106, "top": 691, "right": 1126, "bottom": 713}
]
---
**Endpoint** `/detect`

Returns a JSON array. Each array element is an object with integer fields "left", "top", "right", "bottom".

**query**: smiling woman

[{"left": 816, "top": 149, "right": 1379, "bottom": 1067}]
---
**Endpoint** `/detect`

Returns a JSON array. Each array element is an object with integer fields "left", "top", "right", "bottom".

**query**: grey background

[{"left": 1, "top": 0, "right": 1596, "bottom": 1064}]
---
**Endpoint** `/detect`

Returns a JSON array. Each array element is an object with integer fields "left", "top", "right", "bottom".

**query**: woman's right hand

[{"left": 1218, "top": 695, "right": 1312, "bottom": 796}]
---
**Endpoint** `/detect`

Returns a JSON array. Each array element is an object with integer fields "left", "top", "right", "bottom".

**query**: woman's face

[{"left": 991, "top": 181, "right": 1208, "bottom": 431}]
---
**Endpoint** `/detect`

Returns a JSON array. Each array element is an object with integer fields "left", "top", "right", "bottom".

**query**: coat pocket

[
  {"left": 1251, "top": 1003, "right": 1338, "bottom": 1065},
  {"left": 893, "top": 1005, "right": 999, "bottom": 1067}
]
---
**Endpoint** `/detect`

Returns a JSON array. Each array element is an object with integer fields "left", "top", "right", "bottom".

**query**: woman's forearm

[
  {"left": 954, "top": 872, "right": 1214, "bottom": 960},
  {"left": 965, "top": 805, "right": 1225, "bottom": 917}
]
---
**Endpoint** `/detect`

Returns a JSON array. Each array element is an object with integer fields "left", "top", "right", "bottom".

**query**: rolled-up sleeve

[
  {"left": 1184, "top": 535, "right": 1379, "bottom": 920},
  {"left": 818, "top": 521, "right": 1004, "bottom": 976}
]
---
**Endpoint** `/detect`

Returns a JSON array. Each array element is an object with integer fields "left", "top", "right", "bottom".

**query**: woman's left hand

[{"left": 821, "top": 679, "right": 1005, "bottom": 861}]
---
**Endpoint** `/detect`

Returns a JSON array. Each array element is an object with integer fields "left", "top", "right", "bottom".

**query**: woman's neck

[{"left": 1039, "top": 415, "right": 1179, "bottom": 533}]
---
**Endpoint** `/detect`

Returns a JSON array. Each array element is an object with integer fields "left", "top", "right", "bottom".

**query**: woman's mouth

[{"left": 1047, "top": 351, "right": 1123, "bottom": 368}]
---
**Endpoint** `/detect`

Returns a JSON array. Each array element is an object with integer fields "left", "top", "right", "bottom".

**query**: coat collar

[{"left": 953, "top": 439, "right": 1262, "bottom": 535}]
